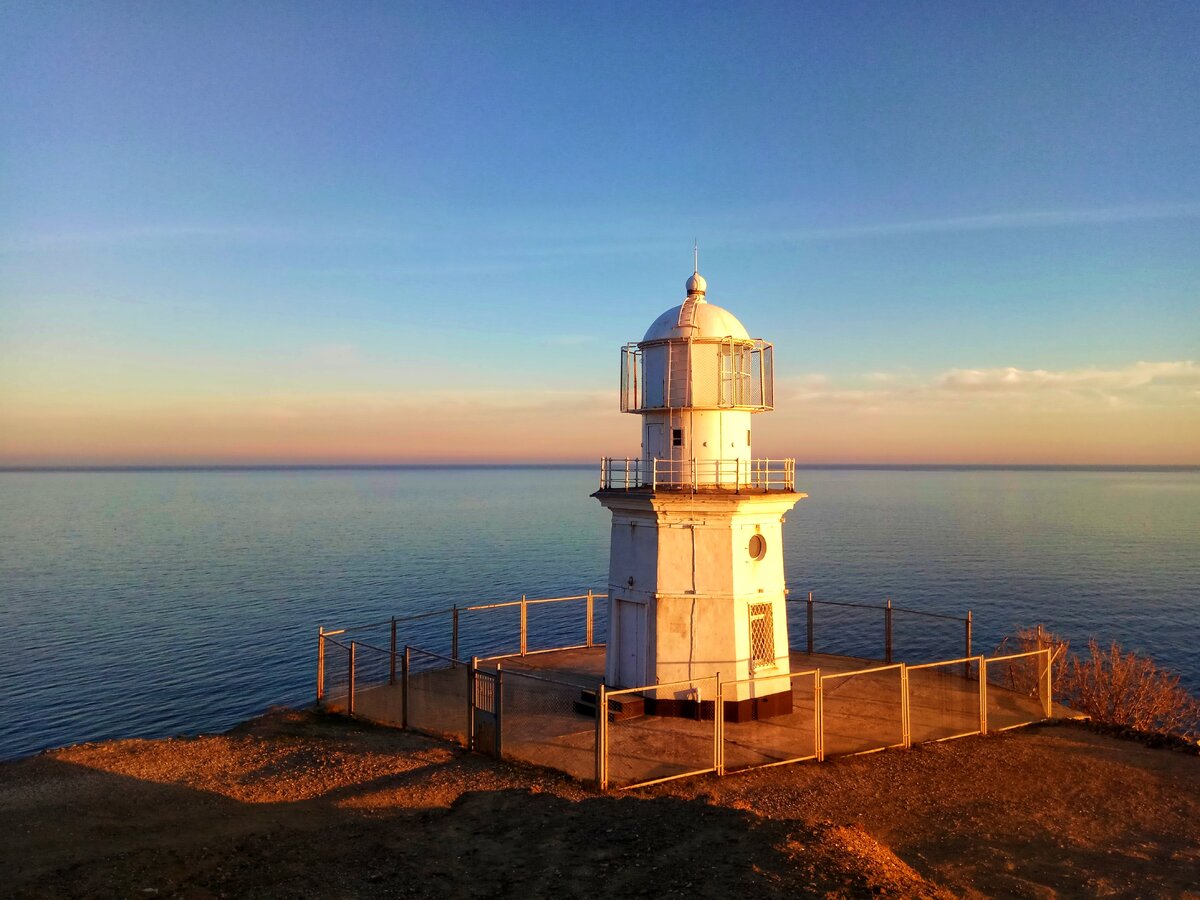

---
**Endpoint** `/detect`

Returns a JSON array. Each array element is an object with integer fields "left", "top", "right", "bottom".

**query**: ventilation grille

[{"left": 749, "top": 602, "right": 776, "bottom": 672}]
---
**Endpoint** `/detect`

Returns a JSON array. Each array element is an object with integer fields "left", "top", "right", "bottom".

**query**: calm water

[{"left": 1, "top": 467, "right": 1197, "bottom": 760}]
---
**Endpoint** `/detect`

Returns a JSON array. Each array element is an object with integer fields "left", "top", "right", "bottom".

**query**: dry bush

[
  {"left": 993, "top": 625, "right": 1069, "bottom": 697},
  {"left": 1066, "top": 638, "right": 1200, "bottom": 740},
  {"left": 1000, "top": 626, "right": 1200, "bottom": 741}
]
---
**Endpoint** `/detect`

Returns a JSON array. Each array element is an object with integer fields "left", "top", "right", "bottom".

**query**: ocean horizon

[{"left": 1, "top": 465, "right": 1196, "bottom": 761}]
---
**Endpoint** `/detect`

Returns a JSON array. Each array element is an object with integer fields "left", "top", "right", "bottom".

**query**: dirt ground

[{"left": 1, "top": 710, "right": 1197, "bottom": 899}]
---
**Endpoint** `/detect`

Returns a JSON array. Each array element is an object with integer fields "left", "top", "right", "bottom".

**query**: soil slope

[{"left": 1, "top": 711, "right": 1197, "bottom": 898}]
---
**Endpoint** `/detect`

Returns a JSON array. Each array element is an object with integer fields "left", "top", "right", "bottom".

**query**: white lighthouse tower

[{"left": 596, "top": 263, "right": 805, "bottom": 721}]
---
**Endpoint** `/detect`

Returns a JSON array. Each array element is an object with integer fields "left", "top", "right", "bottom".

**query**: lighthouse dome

[{"left": 642, "top": 300, "right": 751, "bottom": 342}]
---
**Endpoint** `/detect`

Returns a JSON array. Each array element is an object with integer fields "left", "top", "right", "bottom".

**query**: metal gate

[{"left": 471, "top": 666, "right": 502, "bottom": 757}]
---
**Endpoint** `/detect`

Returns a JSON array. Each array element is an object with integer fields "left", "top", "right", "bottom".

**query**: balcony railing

[{"left": 599, "top": 457, "right": 796, "bottom": 492}]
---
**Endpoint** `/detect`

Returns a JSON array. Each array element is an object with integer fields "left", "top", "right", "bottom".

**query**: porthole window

[{"left": 748, "top": 534, "right": 766, "bottom": 560}]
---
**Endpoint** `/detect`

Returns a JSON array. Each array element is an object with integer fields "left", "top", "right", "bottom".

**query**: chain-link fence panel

[
  {"left": 349, "top": 642, "right": 404, "bottom": 726},
  {"left": 722, "top": 670, "right": 818, "bottom": 773},
  {"left": 603, "top": 677, "right": 719, "bottom": 789},
  {"left": 984, "top": 650, "right": 1050, "bottom": 732},
  {"left": 498, "top": 668, "right": 597, "bottom": 783},
  {"left": 406, "top": 647, "right": 469, "bottom": 746},
  {"left": 320, "top": 637, "right": 351, "bottom": 714},
  {"left": 820, "top": 664, "right": 906, "bottom": 758},
  {"left": 907, "top": 658, "right": 982, "bottom": 744}
]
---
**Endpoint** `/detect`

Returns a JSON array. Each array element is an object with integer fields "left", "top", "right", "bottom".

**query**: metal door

[
  {"left": 471, "top": 668, "right": 501, "bottom": 757},
  {"left": 617, "top": 601, "right": 643, "bottom": 687}
]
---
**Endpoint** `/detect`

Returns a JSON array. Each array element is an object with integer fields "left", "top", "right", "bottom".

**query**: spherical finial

[{"left": 686, "top": 271, "right": 707, "bottom": 296}]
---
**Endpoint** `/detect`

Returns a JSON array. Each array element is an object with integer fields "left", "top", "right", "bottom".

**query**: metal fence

[
  {"left": 598, "top": 676, "right": 721, "bottom": 790},
  {"left": 316, "top": 593, "right": 1057, "bottom": 791},
  {"left": 792, "top": 592, "right": 973, "bottom": 665},
  {"left": 721, "top": 669, "right": 819, "bottom": 774},
  {"left": 498, "top": 667, "right": 597, "bottom": 783},
  {"left": 819, "top": 663, "right": 908, "bottom": 758}
]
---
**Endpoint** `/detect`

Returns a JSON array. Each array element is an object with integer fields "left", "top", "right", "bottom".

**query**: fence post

[
  {"left": 401, "top": 646, "right": 410, "bottom": 729},
  {"left": 596, "top": 683, "right": 608, "bottom": 790},
  {"left": 468, "top": 656, "right": 478, "bottom": 750},
  {"left": 586, "top": 589, "right": 594, "bottom": 648},
  {"left": 979, "top": 656, "right": 988, "bottom": 735},
  {"left": 815, "top": 671, "right": 824, "bottom": 762},
  {"left": 812, "top": 669, "right": 821, "bottom": 761},
  {"left": 389, "top": 616, "right": 397, "bottom": 685},
  {"left": 806, "top": 591, "right": 814, "bottom": 655},
  {"left": 900, "top": 664, "right": 910, "bottom": 748},
  {"left": 348, "top": 641, "right": 357, "bottom": 717},
  {"left": 714, "top": 674, "right": 723, "bottom": 776},
  {"left": 520, "top": 594, "right": 528, "bottom": 656},
  {"left": 452, "top": 605, "right": 459, "bottom": 666},
  {"left": 964, "top": 611, "right": 973, "bottom": 679},
  {"left": 1041, "top": 648, "right": 1052, "bottom": 719},
  {"left": 317, "top": 627, "right": 326, "bottom": 703},
  {"left": 885, "top": 598, "right": 893, "bottom": 664},
  {"left": 495, "top": 662, "right": 504, "bottom": 759}
]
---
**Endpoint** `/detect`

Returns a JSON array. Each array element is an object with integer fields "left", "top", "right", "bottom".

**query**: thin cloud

[
  {"left": 782, "top": 361, "right": 1200, "bottom": 411},
  {"left": 775, "top": 204, "right": 1200, "bottom": 243}
]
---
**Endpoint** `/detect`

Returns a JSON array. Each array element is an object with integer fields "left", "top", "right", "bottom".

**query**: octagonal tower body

[{"left": 596, "top": 270, "right": 805, "bottom": 721}]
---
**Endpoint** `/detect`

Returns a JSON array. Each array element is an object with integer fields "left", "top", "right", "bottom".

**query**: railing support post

[
  {"left": 452, "top": 605, "right": 459, "bottom": 666},
  {"left": 900, "top": 664, "right": 910, "bottom": 748},
  {"left": 964, "top": 611, "right": 973, "bottom": 679},
  {"left": 401, "top": 646, "right": 410, "bottom": 729},
  {"left": 348, "top": 641, "right": 356, "bottom": 716},
  {"left": 317, "top": 627, "right": 326, "bottom": 704},
  {"left": 586, "top": 589, "right": 594, "bottom": 648},
  {"left": 520, "top": 594, "right": 528, "bottom": 656},
  {"left": 885, "top": 598, "right": 893, "bottom": 664},
  {"left": 389, "top": 616, "right": 397, "bottom": 685},
  {"left": 806, "top": 591, "right": 814, "bottom": 655}
]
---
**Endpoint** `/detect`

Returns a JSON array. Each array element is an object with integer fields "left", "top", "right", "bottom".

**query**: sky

[{"left": 1, "top": 1, "right": 1197, "bottom": 466}]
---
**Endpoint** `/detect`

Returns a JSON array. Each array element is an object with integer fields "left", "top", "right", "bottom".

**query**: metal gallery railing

[
  {"left": 599, "top": 457, "right": 796, "bottom": 492},
  {"left": 794, "top": 592, "right": 973, "bottom": 666}
]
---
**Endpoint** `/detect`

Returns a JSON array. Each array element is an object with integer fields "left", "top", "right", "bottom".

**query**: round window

[{"left": 748, "top": 534, "right": 767, "bottom": 560}]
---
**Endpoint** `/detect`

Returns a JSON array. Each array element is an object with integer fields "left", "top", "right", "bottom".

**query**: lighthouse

[{"left": 596, "top": 263, "right": 805, "bottom": 721}]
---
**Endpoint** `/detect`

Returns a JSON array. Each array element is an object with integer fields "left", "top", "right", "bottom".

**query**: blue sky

[{"left": 1, "top": 1, "right": 1197, "bottom": 464}]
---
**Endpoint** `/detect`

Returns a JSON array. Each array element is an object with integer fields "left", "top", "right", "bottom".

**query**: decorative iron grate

[{"left": 749, "top": 602, "right": 775, "bottom": 671}]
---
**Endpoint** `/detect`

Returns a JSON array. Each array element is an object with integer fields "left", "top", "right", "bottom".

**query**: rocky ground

[{"left": 2, "top": 710, "right": 1197, "bottom": 898}]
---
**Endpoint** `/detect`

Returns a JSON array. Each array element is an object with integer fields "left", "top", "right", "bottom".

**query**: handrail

[
  {"left": 599, "top": 456, "right": 796, "bottom": 492},
  {"left": 333, "top": 591, "right": 609, "bottom": 635},
  {"left": 791, "top": 596, "right": 968, "bottom": 623}
]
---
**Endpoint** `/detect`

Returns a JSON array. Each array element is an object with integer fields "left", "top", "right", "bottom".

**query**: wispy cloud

[
  {"left": 781, "top": 361, "right": 1200, "bottom": 412},
  {"left": 774, "top": 203, "right": 1200, "bottom": 243}
]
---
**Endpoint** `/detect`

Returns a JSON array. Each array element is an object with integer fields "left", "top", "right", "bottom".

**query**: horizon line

[{"left": 2, "top": 463, "right": 1196, "bottom": 474}]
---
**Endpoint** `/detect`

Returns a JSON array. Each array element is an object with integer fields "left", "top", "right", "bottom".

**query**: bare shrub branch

[{"left": 1001, "top": 626, "right": 1200, "bottom": 741}]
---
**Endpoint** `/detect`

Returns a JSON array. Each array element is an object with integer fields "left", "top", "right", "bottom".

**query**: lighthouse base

[{"left": 639, "top": 689, "right": 794, "bottom": 723}]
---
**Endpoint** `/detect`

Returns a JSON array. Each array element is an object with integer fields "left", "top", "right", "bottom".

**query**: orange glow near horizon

[{"left": 2, "top": 380, "right": 1197, "bottom": 467}]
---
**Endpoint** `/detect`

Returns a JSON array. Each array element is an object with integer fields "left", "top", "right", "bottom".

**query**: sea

[{"left": 1, "top": 466, "right": 1197, "bottom": 761}]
